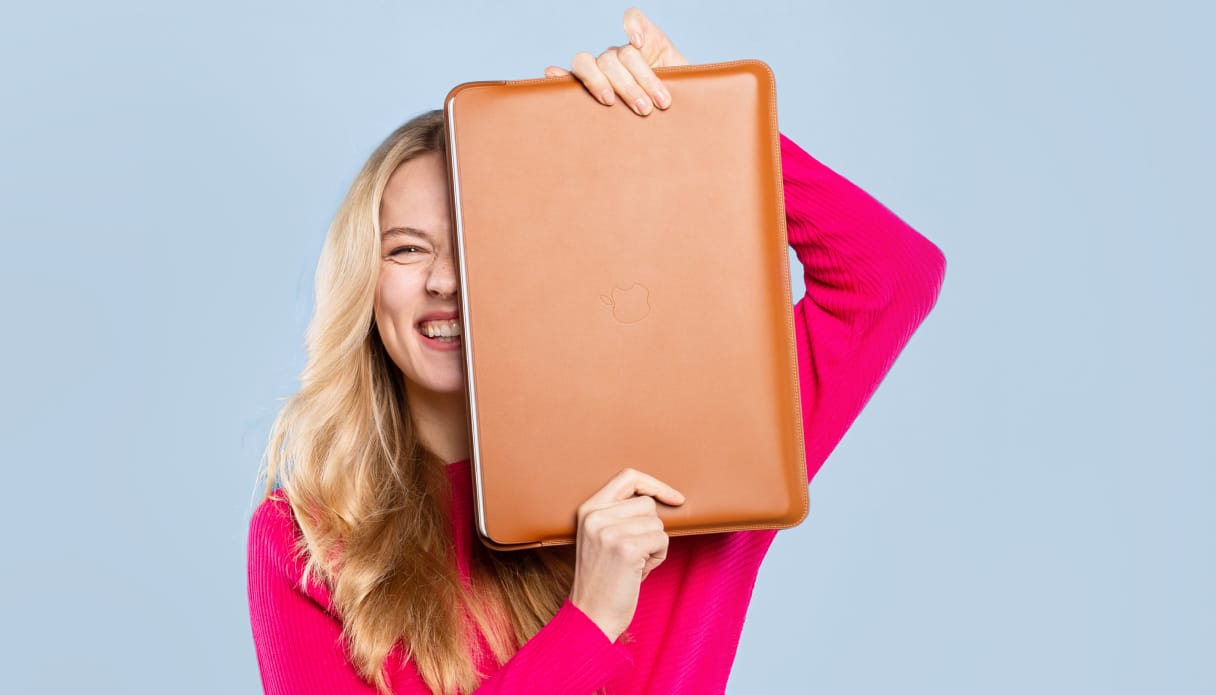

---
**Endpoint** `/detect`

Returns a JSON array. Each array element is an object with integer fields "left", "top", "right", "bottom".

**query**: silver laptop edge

[{"left": 444, "top": 97, "right": 490, "bottom": 541}]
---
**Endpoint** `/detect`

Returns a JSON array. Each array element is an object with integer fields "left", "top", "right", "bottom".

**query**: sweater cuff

[{"left": 528, "top": 599, "right": 634, "bottom": 691}]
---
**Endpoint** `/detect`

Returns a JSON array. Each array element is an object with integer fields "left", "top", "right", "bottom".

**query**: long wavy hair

[{"left": 260, "top": 109, "right": 576, "bottom": 695}]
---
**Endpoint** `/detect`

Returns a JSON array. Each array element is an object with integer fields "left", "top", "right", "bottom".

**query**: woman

[{"left": 248, "top": 9, "right": 946, "bottom": 695}]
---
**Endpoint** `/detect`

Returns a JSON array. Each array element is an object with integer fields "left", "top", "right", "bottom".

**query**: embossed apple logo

[{"left": 599, "top": 282, "right": 651, "bottom": 324}]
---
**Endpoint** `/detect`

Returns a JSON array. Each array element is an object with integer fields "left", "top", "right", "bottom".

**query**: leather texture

[{"left": 443, "top": 60, "right": 807, "bottom": 550}]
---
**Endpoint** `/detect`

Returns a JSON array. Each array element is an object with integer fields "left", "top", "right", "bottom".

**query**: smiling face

[{"left": 374, "top": 151, "right": 465, "bottom": 396}]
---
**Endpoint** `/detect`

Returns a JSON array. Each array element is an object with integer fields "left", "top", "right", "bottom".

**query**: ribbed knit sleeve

[
  {"left": 247, "top": 495, "right": 380, "bottom": 694},
  {"left": 779, "top": 133, "right": 946, "bottom": 483},
  {"left": 469, "top": 599, "right": 634, "bottom": 693},
  {"left": 247, "top": 494, "right": 634, "bottom": 694}
]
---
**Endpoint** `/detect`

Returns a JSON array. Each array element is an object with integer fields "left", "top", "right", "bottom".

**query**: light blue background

[{"left": 1, "top": 1, "right": 1211, "bottom": 693}]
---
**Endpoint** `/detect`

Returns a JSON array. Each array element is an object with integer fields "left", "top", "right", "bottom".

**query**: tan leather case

[{"left": 443, "top": 60, "right": 807, "bottom": 550}]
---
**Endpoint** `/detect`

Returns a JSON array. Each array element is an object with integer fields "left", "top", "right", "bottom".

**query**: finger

[
  {"left": 569, "top": 51, "right": 615, "bottom": 106},
  {"left": 580, "top": 508, "right": 666, "bottom": 549},
  {"left": 602, "top": 514, "right": 666, "bottom": 540},
  {"left": 580, "top": 495, "right": 660, "bottom": 527},
  {"left": 544, "top": 65, "right": 571, "bottom": 78},
  {"left": 597, "top": 47, "right": 652, "bottom": 116},
  {"left": 623, "top": 7, "right": 651, "bottom": 50},
  {"left": 588, "top": 495, "right": 665, "bottom": 521},
  {"left": 641, "top": 543, "right": 669, "bottom": 575},
  {"left": 623, "top": 7, "right": 647, "bottom": 49},
  {"left": 640, "top": 530, "right": 671, "bottom": 578},
  {"left": 615, "top": 44, "right": 670, "bottom": 109},
  {"left": 611, "top": 518, "right": 670, "bottom": 556},
  {"left": 587, "top": 468, "right": 685, "bottom": 506},
  {"left": 623, "top": 7, "right": 690, "bottom": 67}
]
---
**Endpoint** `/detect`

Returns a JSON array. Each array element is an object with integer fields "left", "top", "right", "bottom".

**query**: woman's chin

[{"left": 411, "top": 370, "right": 466, "bottom": 397}]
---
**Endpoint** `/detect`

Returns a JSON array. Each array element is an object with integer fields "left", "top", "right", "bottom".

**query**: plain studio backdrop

[{"left": 1, "top": 1, "right": 1211, "bottom": 693}]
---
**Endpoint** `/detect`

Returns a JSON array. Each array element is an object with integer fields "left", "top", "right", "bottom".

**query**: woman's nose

[{"left": 426, "top": 250, "right": 459, "bottom": 298}]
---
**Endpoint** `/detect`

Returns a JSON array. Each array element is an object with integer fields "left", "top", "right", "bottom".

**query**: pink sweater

[{"left": 247, "top": 133, "right": 946, "bottom": 694}]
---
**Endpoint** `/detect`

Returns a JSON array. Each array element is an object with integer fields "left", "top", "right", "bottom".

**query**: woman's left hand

[{"left": 543, "top": 8, "right": 690, "bottom": 116}]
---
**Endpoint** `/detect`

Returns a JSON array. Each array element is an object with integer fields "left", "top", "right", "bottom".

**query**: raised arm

[
  {"left": 539, "top": 9, "right": 945, "bottom": 486},
  {"left": 779, "top": 134, "right": 946, "bottom": 483}
]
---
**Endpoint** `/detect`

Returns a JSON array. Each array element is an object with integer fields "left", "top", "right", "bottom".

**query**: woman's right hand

[{"left": 569, "top": 468, "right": 685, "bottom": 642}]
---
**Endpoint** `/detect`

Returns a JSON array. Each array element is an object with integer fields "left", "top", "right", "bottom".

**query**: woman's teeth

[{"left": 418, "top": 319, "right": 462, "bottom": 339}]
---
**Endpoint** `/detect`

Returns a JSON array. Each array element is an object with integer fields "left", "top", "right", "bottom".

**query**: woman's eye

[{"left": 389, "top": 246, "right": 425, "bottom": 256}]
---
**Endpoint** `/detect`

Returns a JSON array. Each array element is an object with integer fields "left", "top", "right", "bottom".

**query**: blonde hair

[{"left": 260, "top": 109, "right": 576, "bottom": 694}]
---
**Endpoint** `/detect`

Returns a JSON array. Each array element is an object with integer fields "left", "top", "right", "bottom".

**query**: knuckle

[
  {"left": 581, "top": 511, "right": 603, "bottom": 534},
  {"left": 616, "top": 44, "right": 641, "bottom": 62},
  {"left": 599, "top": 524, "right": 621, "bottom": 546},
  {"left": 617, "top": 539, "right": 640, "bottom": 558},
  {"left": 572, "top": 52, "right": 596, "bottom": 70}
]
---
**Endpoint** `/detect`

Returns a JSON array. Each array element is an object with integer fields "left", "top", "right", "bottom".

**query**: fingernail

[
  {"left": 600, "top": 88, "right": 614, "bottom": 105},
  {"left": 654, "top": 88, "right": 670, "bottom": 108},
  {"left": 632, "top": 31, "right": 643, "bottom": 48},
  {"left": 635, "top": 96, "right": 651, "bottom": 114}
]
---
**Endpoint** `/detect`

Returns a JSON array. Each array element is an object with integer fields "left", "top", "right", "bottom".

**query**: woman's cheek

[
  {"left": 377, "top": 266, "right": 426, "bottom": 338},
  {"left": 375, "top": 267, "right": 405, "bottom": 312}
]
